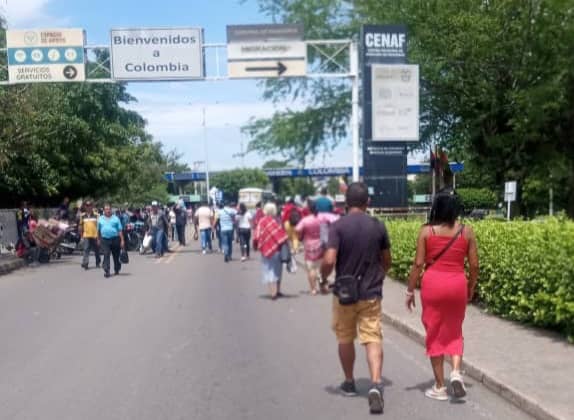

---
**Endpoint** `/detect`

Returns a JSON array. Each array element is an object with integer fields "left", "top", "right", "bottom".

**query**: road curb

[
  {"left": 381, "top": 310, "right": 561, "bottom": 420},
  {"left": 0, "top": 257, "right": 27, "bottom": 276},
  {"left": 294, "top": 257, "right": 560, "bottom": 420}
]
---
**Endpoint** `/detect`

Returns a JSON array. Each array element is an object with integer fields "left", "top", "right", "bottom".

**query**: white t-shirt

[
  {"left": 169, "top": 210, "right": 176, "bottom": 224},
  {"left": 195, "top": 206, "right": 213, "bottom": 230},
  {"left": 236, "top": 212, "right": 253, "bottom": 229}
]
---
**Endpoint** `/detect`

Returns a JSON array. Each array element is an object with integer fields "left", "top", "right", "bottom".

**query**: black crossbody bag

[
  {"left": 334, "top": 259, "right": 369, "bottom": 306},
  {"left": 426, "top": 224, "right": 465, "bottom": 268}
]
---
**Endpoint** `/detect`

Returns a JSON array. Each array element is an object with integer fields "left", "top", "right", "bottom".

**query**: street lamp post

[
  {"left": 232, "top": 132, "right": 246, "bottom": 168},
  {"left": 202, "top": 107, "right": 211, "bottom": 204}
]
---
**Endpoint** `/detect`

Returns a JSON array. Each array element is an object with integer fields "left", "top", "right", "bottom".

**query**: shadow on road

[{"left": 258, "top": 294, "right": 300, "bottom": 300}]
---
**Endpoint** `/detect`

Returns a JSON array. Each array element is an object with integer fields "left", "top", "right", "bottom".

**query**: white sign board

[
  {"left": 371, "top": 64, "right": 419, "bottom": 142},
  {"left": 227, "top": 24, "right": 306, "bottom": 79},
  {"left": 110, "top": 28, "right": 204, "bottom": 81},
  {"left": 6, "top": 28, "right": 86, "bottom": 84},
  {"left": 505, "top": 181, "right": 517, "bottom": 202},
  {"left": 227, "top": 41, "right": 307, "bottom": 78}
]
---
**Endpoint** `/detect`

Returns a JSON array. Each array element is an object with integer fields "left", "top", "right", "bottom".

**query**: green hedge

[
  {"left": 457, "top": 188, "right": 498, "bottom": 210},
  {"left": 385, "top": 218, "right": 574, "bottom": 342}
]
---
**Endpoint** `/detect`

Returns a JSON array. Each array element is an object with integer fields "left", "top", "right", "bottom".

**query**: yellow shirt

[{"left": 80, "top": 212, "right": 99, "bottom": 238}]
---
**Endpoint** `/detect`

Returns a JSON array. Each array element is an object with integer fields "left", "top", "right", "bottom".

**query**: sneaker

[
  {"left": 81, "top": 264, "right": 88, "bottom": 270},
  {"left": 241, "top": 257, "right": 246, "bottom": 262},
  {"left": 450, "top": 370, "right": 467, "bottom": 398},
  {"left": 368, "top": 383, "right": 384, "bottom": 414},
  {"left": 103, "top": 271, "right": 111, "bottom": 278},
  {"left": 96, "top": 263, "right": 101, "bottom": 268},
  {"left": 339, "top": 380, "right": 357, "bottom": 396},
  {"left": 425, "top": 384, "right": 448, "bottom": 401},
  {"left": 202, "top": 250, "right": 206, "bottom": 255}
]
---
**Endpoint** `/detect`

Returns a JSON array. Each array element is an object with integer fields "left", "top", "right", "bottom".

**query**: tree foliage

[
  {"left": 0, "top": 21, "right": 188, "bottom": 207},
  {"left": 211, "top": 169, "right": 270, "bottom": 202},
  {"left": 250, "top": 0, "right": 574, "bottom": 217}
]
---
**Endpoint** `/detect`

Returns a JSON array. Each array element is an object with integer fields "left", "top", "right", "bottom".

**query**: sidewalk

[
  {"left": 0, "top": 254, "right": 27, "bottom": 276},
  {"left": 382, "top": 277, "right": 574, "bottom": 420}
]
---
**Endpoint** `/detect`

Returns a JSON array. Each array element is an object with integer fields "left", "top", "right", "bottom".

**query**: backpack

[{"left": 289, "top": 208, "right": 301, "bottom": 227}]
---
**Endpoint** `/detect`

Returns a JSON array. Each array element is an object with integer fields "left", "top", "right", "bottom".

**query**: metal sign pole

[
  {"left": 202, "top": 107, "right": 211, "bottom": 204},
  {"left": 350, "top": 41, "right": 360, "bottom": 183}
]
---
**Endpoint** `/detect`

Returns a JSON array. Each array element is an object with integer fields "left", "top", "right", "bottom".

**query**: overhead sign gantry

[{"left": 0, "top": 22, "right": 421, "bottom": 207}]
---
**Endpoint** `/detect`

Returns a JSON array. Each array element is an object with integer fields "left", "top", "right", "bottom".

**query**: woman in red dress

[{"left": 405, "top": 192, "right": 479, "bottom": 401}]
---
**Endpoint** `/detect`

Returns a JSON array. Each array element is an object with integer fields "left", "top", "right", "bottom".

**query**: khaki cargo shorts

[{"left": 331, "top": 296, "right": 383, "bottom": 345}]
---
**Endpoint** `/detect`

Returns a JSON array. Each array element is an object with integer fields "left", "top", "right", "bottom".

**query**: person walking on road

[
  {"left": 405, "top": 191, "right": 479, "bottom": 401},
  {"left": 97, "top": 204, "right": 125, "bottom": 278},
  {"left": 79, "top": 200, "right": 101, "bottom": 270},
  {"left": 175, "top": 204, "right": 187, "bottom": 246},
  {"left": 195, "top": 202, "right": 214, "bottom": 254},
  {"left": 16, "top": 201, "right": 31, "bottom": 241},
  {"left": 219, "top": 202, "right": 237, "bottom": 263},
  {"left": 236, "top": 203, "right": 253, "bottom": 262},
  {"left": 169, "top": 206, "right": 177, "bottom": 242},
  {"left": 254, "top": 202, "right": 287, "bottom": 300},
  {"left": 321, "top": 182, "right": 391, "bottom": 415},
  {"left": 147, "top": 202, "right": 169, "bottom": 258},
  {"left": 214, "top": 203, "right": 224, "bottom": 253},
  {"left": 295, "top": 200, "right": 339, "bottom": 295},
  {"left": 315, "top": 187, "right": 334, "bottom": 214},
  {"left": 281, "top": 198, "right": 302, "bottom": 254}
]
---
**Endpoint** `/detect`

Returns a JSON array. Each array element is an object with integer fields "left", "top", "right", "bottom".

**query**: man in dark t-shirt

[{"left": 321, "top": 182, "right": 391, "bottom": 415}]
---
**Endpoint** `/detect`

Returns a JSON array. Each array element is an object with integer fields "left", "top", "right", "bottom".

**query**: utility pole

[{"left": 202, "top": 107, "right": 211, "bottom": 204}]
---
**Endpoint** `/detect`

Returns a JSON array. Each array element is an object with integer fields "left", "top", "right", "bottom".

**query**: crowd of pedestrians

[{"left": 12, "top": 183, "right": 480, "bottom": 415}]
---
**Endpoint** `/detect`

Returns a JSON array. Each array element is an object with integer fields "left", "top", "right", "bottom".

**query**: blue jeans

[
  {"left": 155, "top": 229, "right": 166, "bottom": 256},
  {"left": 200, "top": 228, "right": 212, "bottom": 251},
  {"left": 216, "top": 225, "right": 222, "bottom": 251},
  {"left": 221, "top": 230, "right": 233, "bottom": 259}
]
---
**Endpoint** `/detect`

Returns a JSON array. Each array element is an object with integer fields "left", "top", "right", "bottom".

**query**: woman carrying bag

[
  {"left": 254, "top": 202, "right": 288, "bottom": 301},
  {"left": 405, "top": 191, "right": 479, "bottom": 401}
]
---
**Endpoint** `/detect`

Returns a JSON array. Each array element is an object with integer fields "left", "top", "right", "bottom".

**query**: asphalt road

[{"left": 0, "top": 239, "right": 531, "bottom": 420}]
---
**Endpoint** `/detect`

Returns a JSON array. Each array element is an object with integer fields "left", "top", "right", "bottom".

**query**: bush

[
  {"left": 457, "top": 188, "right": 498, "bottom": 210},
  {"left": 384, "top": 218, "right": 574, "bottom": 342}
]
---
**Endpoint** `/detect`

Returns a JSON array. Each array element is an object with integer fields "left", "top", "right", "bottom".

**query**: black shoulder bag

[
  {"left": 334, "top": 259, "right": 370, "bottom": 306},
  {"left": 426, "top": 225, "right": 465, "bottom": 268}
]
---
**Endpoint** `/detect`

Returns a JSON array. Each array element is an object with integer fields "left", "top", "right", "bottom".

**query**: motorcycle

[
  {"left": 57, "top": 225, "right": 81, "bottom": 255},
  {"left": 124, "top": 223, "right": 140, "bottom": 252}
]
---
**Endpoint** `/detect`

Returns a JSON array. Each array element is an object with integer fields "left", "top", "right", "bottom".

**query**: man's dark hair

[
  {"left": 320, "top": 187, "right": 328, "bottom": 196},
  {"left": 345, "top": 182, "right": 369, "bottom": 208},
  {"left": 308, "top": 200, "right": 318, "bottom": 215},
  {"left": 428, "top": 190, "right": 461, "bottom": 227},
  {"left": 256, "top": 201, "right": 262, "bottom": 208}
]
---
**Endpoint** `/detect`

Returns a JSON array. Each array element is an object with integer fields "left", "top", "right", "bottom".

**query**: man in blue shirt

[
  {"left": 219, "top": 202, "right": 237, "bottom": 262},
  {"left": 315, "top": 187, "right": 334, "bottom": 213},
  {"left": 97, "top": 204, "right": 125, "bottom": 278}
]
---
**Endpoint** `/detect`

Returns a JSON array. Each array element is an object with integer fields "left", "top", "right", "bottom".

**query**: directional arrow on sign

[
  {"left": 63, "top": 65, "right": 78, "bottom": 80},
  {"left": 245, "top": 62, "right": 287, "bottom": 76}
]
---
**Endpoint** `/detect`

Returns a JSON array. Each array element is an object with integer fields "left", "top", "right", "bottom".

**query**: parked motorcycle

[{"left": 57, "top": 225, "right": 81, "bottom": 255}]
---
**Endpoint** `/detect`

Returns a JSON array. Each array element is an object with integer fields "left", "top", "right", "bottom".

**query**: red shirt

[
  {"left": 255, "top": 216, "right": 288, "bottom": 258},
  {"left": 253, "top": 208, "right": 264, "bottom": 228},
  {"left": 281, "top": 203, "right": 301, "bottom": 224}
]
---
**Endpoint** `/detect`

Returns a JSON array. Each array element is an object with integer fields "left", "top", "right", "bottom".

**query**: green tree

[
  {"left": 211, "top": 169, "right": 270, "bottom": 202},
  {"left": 249, "top": 0, "right": 574, "bottom": 217}
]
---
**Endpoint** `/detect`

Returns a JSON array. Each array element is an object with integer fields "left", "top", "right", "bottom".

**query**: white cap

[{"left": 151, "top": 201, "right": 159, "bottom": 206}]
